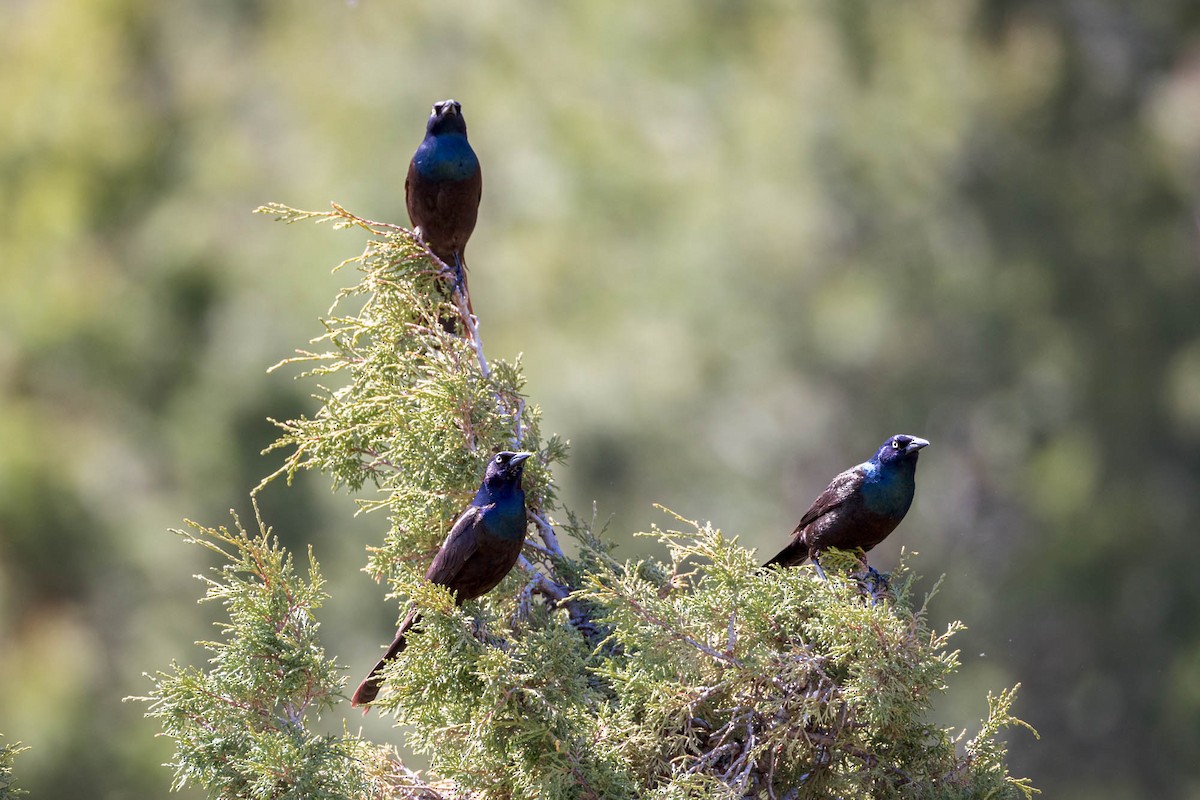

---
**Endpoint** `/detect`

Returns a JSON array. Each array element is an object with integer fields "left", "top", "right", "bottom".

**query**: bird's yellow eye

[{"left": 892, "top": 439, "right": 902, "bottom": 450}]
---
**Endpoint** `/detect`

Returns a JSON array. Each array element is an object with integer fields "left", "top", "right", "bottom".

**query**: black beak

[{"left": 906, "top": 437, "right": 930, "bottom": 454}]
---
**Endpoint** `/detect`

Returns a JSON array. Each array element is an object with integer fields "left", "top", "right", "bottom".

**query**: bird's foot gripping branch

[{"left": 139, "top": 204, "right": 1038, "bottom": 799}]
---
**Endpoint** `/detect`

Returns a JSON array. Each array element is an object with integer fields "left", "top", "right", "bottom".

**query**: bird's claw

[{"left": 854, "top": 564, "right": 891, "bottom": 604}]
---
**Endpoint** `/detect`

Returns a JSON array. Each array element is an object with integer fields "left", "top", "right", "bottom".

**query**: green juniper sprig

[
  {"left": 135, "top": 506, "right": 427, "bottom": 799},
  {"left": 0, "top": 736, "right": 28, "bottom": 800}
]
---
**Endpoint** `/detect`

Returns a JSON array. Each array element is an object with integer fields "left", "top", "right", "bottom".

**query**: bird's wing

[
  {"left": 404, "top": 165, "right": 411, "bottom": 211},
  {"left": 763, "top": 466, "right": 867, "bottom": 568},
  {"left": 404, "top": 162, "right": 422, "bottom": 233},
  {"left": 424, "top": 505, "right": 485, "bottom": 586},
  {"left": 794, "top": 466, "right": 866, "bottom": 531}
]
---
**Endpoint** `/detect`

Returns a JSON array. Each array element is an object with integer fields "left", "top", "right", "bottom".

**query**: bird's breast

[
  {"left": 479, "top": 497, "right": 527, "bottom": 542},
  {"left": 413, "top": 135, "right": 479, "bottom": 182},
  {"left": 859, "top": 473, "right": 915, "bottom": 517}
]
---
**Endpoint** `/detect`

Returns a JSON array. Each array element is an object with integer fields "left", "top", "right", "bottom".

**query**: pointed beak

[
  {"left": 510, "top": 452, "right": 533, "bottom": 466},
  {"left": 435, "top": 99, "right": 460, "bottom": 117},
  {"left": 906, "top": 437, "right": 930, "bottom": 453}
]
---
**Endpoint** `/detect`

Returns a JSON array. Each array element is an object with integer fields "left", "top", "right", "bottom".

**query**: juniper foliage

[
  {"left": 0, "top": 736, "right": 27, "bottom": 800},
  {"left": 138, "top": 511, "right": 411, "bottom": 798},
  {"left": 140, "top": 204, "right": 1037, "bottom": 799}
]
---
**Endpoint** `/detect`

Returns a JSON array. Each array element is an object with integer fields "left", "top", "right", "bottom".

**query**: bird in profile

[
  {"left": 764, "top": 435, "right": 929, "bottom": 572},
  {"left": 406, "top": 98, "right": 482, "bottom": 312},
  {"left": 352, "top": 451, "right": 532, "bottom": 707}
]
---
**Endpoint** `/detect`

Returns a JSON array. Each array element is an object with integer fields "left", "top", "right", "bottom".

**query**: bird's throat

[
  {"left": 860, "top": 465, "right": 916, "bottom": 516},
  {"left": 474, "top": 488, "right": 527, "bottom": 541}
]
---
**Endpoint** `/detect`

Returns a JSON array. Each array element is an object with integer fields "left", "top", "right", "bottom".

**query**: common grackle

[
  {"left": 351, "top": 451, "right": 531, "bottom": 707},
  {"left": 406, "top": 99, "right": 482, "bottom": 308},
  {"left": 764, "top": 435, "right": 929, "bottom": 571}
]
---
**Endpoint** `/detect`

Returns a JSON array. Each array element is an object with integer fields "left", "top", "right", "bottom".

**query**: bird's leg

[
  {"left": 852, "top": 556, "right": 890, "bottom": 604},
  {"left": 810, "top": 556, "right": 828, "bottom": 582},
  {"left": 868, "top": 569, "right": 890, "bottom": 604},
  {"left": 452, "top": 252, "right": 467, "bottom": 295},
  {"left": 865, "top": 565, "right": 888, "bottom": 589},
  {"left": 856, "top": 549, "right": 889, "bottom": 591}
]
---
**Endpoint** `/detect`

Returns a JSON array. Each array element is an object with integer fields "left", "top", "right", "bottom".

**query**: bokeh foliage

[{"left": 2, "top": 1, "right": 1199, "bottom": 798}]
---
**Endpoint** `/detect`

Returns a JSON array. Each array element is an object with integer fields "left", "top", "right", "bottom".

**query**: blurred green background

[{"left": 2, "top": 1, "right": 1199, "bottom": 797}]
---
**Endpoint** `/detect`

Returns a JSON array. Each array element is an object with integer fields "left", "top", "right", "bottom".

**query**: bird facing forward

[
  {"left": 764, "top": 435, "right": 929, "bottom": 570},
  {"left": 351, "top": 451, "right": 531, "bottom": 707},
  {"left": 406, "top": 99, "right": 482, "bottom": 300}
]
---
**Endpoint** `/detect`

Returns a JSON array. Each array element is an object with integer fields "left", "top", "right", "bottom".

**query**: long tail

[
  {"left": 762, "top": 541, "right": 809, "bottom": 569},
  {"left": 351, "top": 609, "right": 421, "bottom": 707}
]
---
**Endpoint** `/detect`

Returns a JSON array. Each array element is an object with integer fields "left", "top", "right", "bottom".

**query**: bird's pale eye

[{"left": 892, "top": 439, "right": 902, "bottom": 450}]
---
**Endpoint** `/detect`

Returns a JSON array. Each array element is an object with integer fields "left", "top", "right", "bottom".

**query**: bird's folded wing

[
  {"left": 793, "top": 467, "right": 864, "bottom": 531},
  {"left": 425, "top": 505, "right": 484, "bottom": 584}
]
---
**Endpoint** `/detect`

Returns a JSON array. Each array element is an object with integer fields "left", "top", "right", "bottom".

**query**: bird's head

[
  {"left": 427, "top": 99, "right": 468, "bottom": 136},
  {"left": 483, "top": 451, "right": 533, "bottom": 489},
  {"left": 873, "top": 434, "right": 930, "bottom": 467}
]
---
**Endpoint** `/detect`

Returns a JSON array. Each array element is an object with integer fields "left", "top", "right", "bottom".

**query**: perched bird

[
  {"left": 352, "top": 451, "right": 532, "bottom": 707},
  {"left": 764, "top": 435, "right": 929, "bottom": 571},
  {"left": 406, "top": 98, "right": 482, "bottom": 305}
]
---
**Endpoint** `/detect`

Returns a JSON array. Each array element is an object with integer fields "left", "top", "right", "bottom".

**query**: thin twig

[
  {"left": 329, "top": 202, "right": 411, "bottom": 234},
  {"left": 517, "top": 555, "right": 569, "bottom": 602},
  {"left": 726, "top": 608, "right": 738, "bottom": 658},
  {"left": 517, "top": 554, "right": 607, "bottom": 650},
  {"left": 453, "top": 286, "right": 490, "bottom": 380},
  {"left": 521, "top": 539, "right": 556, "bottom": 559},
  {"left": 514, "top": 577, "right": 537, "bottom": 625},
  {"left": 529, "top": 510, "right": 564, "bottom": 558},
  {"left": 512, "top": 397, "right": 526, "bottom": 448},
  {"left": 387, "top": 761, "right": 448, "bottom": 800}
]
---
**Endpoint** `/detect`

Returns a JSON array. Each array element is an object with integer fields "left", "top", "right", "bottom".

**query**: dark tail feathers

[{"left": 351, "top": 611, "right": 421, "bottom": 707}]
